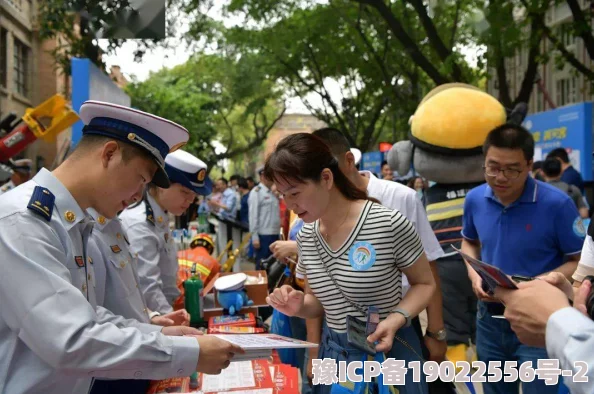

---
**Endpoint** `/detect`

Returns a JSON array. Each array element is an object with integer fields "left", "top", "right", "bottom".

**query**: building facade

[
  {"left": 263, "top": 113, "right": 327, "bottom": 158},
  {"left": 0, "top": 0, "right": 72, "bottom": 170},
  {"left": 487, "top": 0, "right": 593, "bottom": 114}
]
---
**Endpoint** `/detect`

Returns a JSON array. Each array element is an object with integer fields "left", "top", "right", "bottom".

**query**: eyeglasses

[{"left": 483, "top": 165, "right": 523, "bottom": 179}]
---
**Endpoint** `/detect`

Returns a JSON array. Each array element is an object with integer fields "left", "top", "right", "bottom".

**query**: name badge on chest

[{"left": 348, "top": 241, "right": 376, "bottom": 271}]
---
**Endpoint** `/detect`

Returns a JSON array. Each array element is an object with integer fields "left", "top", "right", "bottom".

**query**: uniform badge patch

[
  {"left": 348, "top": 241, "right": 376, "bottom": 271},
  {"left": 75, "top": 256, "right": 84, "bottom": 268},
  {"left": 27, "top": 186, "right": 55, "bottom": 222},
  {"left": 573, "top": 217, "right": 587, "bottom": 238},
  {"left": 111, "top": 245, "right": 122, "bottom": 253}
]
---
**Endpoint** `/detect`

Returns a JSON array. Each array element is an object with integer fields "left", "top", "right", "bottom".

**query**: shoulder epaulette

[
  {"left": 254, "top": 186, "right": 261, "bottom": 192},
  {"left": 145, "top": 200, "right": 155, "bottom": 226},
  {"left": 27, "top": 186, "right": 55, "bottom": 222}
]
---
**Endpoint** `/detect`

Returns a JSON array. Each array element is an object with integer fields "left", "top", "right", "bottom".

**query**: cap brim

[
  {"left": 192, "top": 176, "right": 213, "bottom": 196},
  {"left": 151, "top": 162, "right": 171, "bottom": 188}
]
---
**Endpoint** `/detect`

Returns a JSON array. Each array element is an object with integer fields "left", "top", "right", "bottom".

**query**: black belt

[{"left": 482, "top": 301, "right": 505, "bottom": 316}]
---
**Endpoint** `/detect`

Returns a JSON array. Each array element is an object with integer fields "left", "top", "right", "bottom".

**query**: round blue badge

[
  {"left": 573, "top": 217, "right": 587, "bottom": 238},
  {"left": 348, "top": 241, "right": 377, "bottom": 271}
]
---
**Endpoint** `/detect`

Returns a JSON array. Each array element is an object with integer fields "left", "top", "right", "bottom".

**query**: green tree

[
  {"left": 207, "top": 1, "right": 426, "bottom": 150},
  {"left": 125, "top": 52, "right": 285, "bottom": 170},
  {"left": 37, "top": 0, "right": 188, "bottom": 74}
]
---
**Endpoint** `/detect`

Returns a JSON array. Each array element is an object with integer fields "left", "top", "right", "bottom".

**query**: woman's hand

[
  {"left": 266, "top": 285, "right": 304, "bottom": 316},
  {"left": 367, "top": 313, "right": 406, "bottom": 353},
  {"left": 269, "top": 241, "right": 298, "bottom": 262}
]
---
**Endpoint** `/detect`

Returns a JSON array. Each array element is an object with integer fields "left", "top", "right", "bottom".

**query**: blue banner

[
  {"left": 361, "top": 151, "right": 384, "bottom": 175},
  {"left": 523, "top": 102, "right": 593, "bottom": 181},
  {"left": 70, "top": 58, "right": 131, "bottom": 149}
]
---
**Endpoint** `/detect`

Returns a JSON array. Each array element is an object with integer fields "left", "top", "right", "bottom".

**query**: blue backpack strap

[
  {"left": 145, "top": 199, "right": 155, "bottom": 226},
  {"left": 27, "top": 186, "right": 55, "bottom": 222}
]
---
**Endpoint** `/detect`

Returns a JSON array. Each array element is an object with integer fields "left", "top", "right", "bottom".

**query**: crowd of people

[{"left": 1, "top": 99, "right": 594, "bottom": 394}]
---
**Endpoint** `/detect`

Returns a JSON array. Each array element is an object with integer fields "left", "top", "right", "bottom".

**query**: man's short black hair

[
  {"left": 542, "top": 157, "right": 562, "bottom": 178},
  {"left": 483, "top": 123, "right": 534, "bottom": 161},
  {"left": 532, "top": 161, "right": 543, "bottom": 171},
  {"left": 381, "top": 160, "right": 388, "bottom": 167},
  {"left": 546, "top": 147, "right": 570, "bottom": 163},
  {"left": 311, "top": 127, "right": 351, "bottom": 158},
  {"left": 246, "top": 176, "right": 255, "bottom": 183},
  {"left": 230, "top": 174, "right": 240, "bottom": 182},
  {"left": 218, "top": 177, "right": 228, "bottom": 185},
  {"left": 237, "top": 177, "right": 249, "bottom": 189}
]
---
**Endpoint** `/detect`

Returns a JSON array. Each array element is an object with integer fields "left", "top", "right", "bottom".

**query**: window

[
  {"left": 0, "top": 29, "right": 6, "bottom": 88},
  {"left": 13, "top": 38, "right": 29, "bottom": 97},
  {"left": 556, "top": 77, "right": 577, "bottom": 106},
  {"left": 556, "top": 23, "right": 576, "bottom": 48},
  {"left": 536, "top": 91, "right": 544, "bottom": 112}
]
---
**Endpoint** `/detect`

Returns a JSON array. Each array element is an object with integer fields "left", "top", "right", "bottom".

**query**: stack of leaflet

[{"left": 214, "top": 333, "right": 318, "bottom": 362}]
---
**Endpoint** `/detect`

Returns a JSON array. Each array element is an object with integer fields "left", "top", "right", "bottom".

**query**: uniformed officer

[
  {"left": 249, "top": 167, "right": 281, "bottom": 269},
  {"left": 120, "top": 149, "right": 213, "bottom": 315},
  {"left": 0, "top": 158, "right": 32, "bottom": 195},
  {"left": 87, "top": 207, "right": 191, "bottom": 394},
  {"left": 0, "top": 101, "right": 242, "bottom": 394}
]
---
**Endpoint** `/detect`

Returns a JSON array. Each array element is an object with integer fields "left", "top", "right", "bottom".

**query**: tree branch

[
  {"left": 542, "top": 19, "right": 594, "bottom": 81},
  {"left": 217, "top": 106, "right": 287, "bottom": 159},
  {"left": 361, "top": 97, "right": 389, "bottom": 149},
  {"left": 303, "top": 42, "right": 350, "bottom": 131},
  {"left": 406, "top": 0, "right": 464, "bottom": 81},
  {"left": 219, "top": 109, "right": 236, "bottom": 151},
  {"left": 520, "top": 0, "right": 594, "bottom": 82},
  {"left": 450, "top": 0, "right": 462, "bottom": 50},
  {"left": 353, "top": 0, "right": 451, "bottom": 85},
  {"left": 345, "top": 5, "right": 405, "bottom": 102},
  {"left": 566, "top": 0, "right": 594, "bottom": 60},
  {"left": 514, "top": 12, "right": 543, "bottom": 105}
]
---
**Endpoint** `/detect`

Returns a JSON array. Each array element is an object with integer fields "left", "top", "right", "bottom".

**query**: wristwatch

[
  {"left": 148, "top": 311, "right": 161, "bottom": 319},
  {"left": 426, "top": 328, "right": 447, "bottom": 341},
  {"left": 391, "top": 308, "right": 411, "bottom": 328}
]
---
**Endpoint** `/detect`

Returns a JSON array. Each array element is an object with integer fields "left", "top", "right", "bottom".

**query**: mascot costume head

[{"left": 388, "top": 83, "right": 527, "bottom": 186}]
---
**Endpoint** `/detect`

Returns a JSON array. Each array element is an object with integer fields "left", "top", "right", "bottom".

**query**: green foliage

[
  {"left": 211, "top": 1, "right": 430, "bottom": 150},
  {"left": 37, "top": 0, "right": 186, "bottom": 75},
  {"left": 125, "top": 52, "right": 285, "bottom": 170}
]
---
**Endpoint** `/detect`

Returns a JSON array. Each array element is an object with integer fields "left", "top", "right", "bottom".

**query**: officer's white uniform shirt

[
  {"left": 120, "top": 192, "right": 179, "bottom": 314},
  {"left": 546, "top": 307, "right": 594, "bottom": 394},
  {"left": 88, "top": 208, "right": 152, "bottom": 324},
  {"left": 0, "top": 169, "right": 199, "bottom": 394},
  {"left": 362, "top": 171, "right": 444, "bottom": 294}
]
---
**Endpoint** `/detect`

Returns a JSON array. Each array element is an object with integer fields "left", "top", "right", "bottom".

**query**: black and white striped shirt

[{"left": 296, "top": 201, "right": 424, "bottom": 332}]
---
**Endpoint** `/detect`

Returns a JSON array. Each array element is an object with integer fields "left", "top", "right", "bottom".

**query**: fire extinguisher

[{"left": 184, "top": 263, "right": 205, "bottom": 326}]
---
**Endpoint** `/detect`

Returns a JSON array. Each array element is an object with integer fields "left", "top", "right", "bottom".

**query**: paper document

[
  {"left": 231, "top": 350, "right": 272, "bottom": 362},
  {"left": 451, "top": 245, "right": 518, "bottom": 292},
  {"left": 214, "top": 334, "right": 319, "bottom": 350},
  {"left": 201, "top": 361, "right": 256, "bottom": 391}
]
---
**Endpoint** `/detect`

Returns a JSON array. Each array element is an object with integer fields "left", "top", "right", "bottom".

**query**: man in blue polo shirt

[{"left": 461, "top": 124, "right": 585, "bottom": 394}]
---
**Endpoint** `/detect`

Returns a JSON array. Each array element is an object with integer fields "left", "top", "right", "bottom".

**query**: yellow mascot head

[{"left": 388, "top": 83, "right": 525, "bottom": 184}]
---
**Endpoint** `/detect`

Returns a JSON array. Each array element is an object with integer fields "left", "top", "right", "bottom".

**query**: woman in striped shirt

[{"left": 265, "top": 133, "right": 435, "bottom": 394}]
